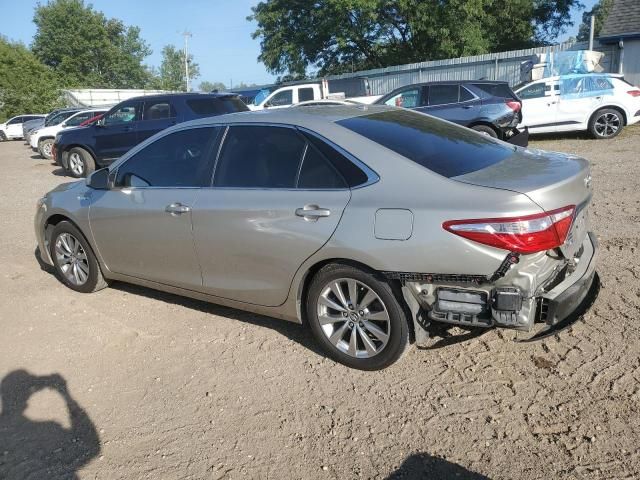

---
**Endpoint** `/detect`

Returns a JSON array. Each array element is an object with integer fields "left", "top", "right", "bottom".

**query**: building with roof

[{"left": 598, "top": 0, "right": 640, "bottom": 85}]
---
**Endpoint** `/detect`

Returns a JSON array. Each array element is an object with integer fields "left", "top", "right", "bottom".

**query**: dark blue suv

[
  {"left": 55, "top": 93, "right": 248, "bottom": 177},
  {"left": 375, "top": 81, "right": 528, "bottom": 146}
]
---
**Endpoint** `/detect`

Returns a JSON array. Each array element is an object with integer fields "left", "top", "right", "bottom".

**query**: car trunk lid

[{"left": 452, "top": 148, "right": 592, "bottom": 258}]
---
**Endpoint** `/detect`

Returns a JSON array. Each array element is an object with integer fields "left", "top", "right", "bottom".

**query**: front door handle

[
  {"left": 295, "top": 204, "right": 331, "bottom": 221},
  {"left": 165, "top": 203, "right": 191, "bottom": 215}
]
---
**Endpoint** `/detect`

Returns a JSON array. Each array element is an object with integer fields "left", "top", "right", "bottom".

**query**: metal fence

[{"left": 327, "top": 40, "right": 620, "bottom": 95}]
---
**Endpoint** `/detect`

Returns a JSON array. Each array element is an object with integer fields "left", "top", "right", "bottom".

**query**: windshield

[
  {"left": 253, "top": 89, "right": 271, "bottom": 106},
  {"left": 45, "top": 111, "right": 77, "bottom": 127}
]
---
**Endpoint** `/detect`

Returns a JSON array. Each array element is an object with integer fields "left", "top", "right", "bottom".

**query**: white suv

[
  {"left": 30, "top": 109, "right": 105, "bottom": 159},
  {"left": 516, "top": 74, "right": 640, "bottom": 139},
  {"left": 0, "top": 115, "right": 46, "bottom": 141}
]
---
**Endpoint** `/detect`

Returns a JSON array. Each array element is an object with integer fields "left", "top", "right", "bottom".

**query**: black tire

[
  {"left": 471, "top": 124, "right": 498, "bottom": 138},
  {"left": 306, "top": 264, "right": 409, "bottom": 370},
  {"left": 49, "top": 221, "right": 108, "bottom": 293},
  {"left": 67, "top": 147, "right": 95, "bottom": 178},
  {"left": 588, "top": 108, "right": 624, "bottom": 139},
  {"left": 0, "top": 131, "right": 6, "bottom": 142},
  {"left": 38, "top": 138, "right": 55, "bottom": 159}
]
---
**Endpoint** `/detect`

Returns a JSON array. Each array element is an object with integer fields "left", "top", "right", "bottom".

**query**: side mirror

[
  {"left": 263, "top": 102, "right": 271, "bottom": 109},
  {"left": 95, "top": 118, "right": 105, "bottom": 127},
  {"left": 86, "top": 168, "right": 111, "bottom": 190},
  {"left": 61, "top": 122, "right": 67, "bottom": 128}
]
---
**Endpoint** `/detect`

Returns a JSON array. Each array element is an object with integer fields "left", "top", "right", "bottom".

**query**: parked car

[
  {"left": 30, "top": 109, "right": 107, "bottom": 159},
  {"left": 54, "top": 92, "right": 248, "bottom": 178},
  {"left": 0, "top": 115, "right": 46, "bottom": 141},
  {"left": 24, "top": 108, "right": 83, "bottom": 144},
  {"left": 516, "top": 74, "right": 640, "bottom": 139},
  {"left": 36, "top": 106, "right": 597, "bottom": 370},
  {"left": 375, "top": 81, "right": 528, "bottom": 145}
]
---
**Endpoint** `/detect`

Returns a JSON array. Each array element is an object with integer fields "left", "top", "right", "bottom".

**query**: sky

[{"left": 0, "top": 0, "right": 597, "bottom": 89}]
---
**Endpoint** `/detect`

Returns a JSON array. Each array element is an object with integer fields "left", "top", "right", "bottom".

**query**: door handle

[
  {"left": 165, "top": 203, "right": 191, "bottom": 215},
  {"left": 295, "top": 204, "right": 331, "bottom": 221},
  {"left": 462, "top": 105, "right": 473, "bottom": 109}
]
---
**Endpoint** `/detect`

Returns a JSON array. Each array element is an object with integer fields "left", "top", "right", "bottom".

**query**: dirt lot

[{"left": 1, "top": 127, "right": 639, "bottom": 480}]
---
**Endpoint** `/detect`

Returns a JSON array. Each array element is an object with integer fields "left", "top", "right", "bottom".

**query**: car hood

[
  {"left": 49, "top": 180, "right": 84, "bottom": 195},
  {"left": 452, "top": 147, "right": 592, "bottom": 213}
]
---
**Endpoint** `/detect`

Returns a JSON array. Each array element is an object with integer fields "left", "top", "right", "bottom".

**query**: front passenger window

[
  {"left": 104, "top": 103, "right": 139, "bottom": 125},
  {"left": 384, "top": 89, "right": 420, "bottom": 108},
  {"left": 115, "top": 127, "right": 219, "bottom": 188}
]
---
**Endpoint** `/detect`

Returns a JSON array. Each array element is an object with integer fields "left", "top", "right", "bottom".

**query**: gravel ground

[{"left": 1, "top": 127, "right": 639, "bottom": 480}]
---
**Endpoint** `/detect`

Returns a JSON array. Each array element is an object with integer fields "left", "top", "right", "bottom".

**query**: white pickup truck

[{"left": 248, "top": 78, "right": 380, "bottom": 110}]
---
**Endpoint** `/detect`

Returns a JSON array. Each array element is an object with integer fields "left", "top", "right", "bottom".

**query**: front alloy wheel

[
  {"left": 54, "top": 233, "right": 90, "bottom": 286},
  {"left": 68, "top": 151, "right": 85, "bottom": 176}
]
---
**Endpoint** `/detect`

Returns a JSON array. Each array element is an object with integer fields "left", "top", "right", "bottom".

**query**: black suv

[
  {"left": 375, "top": 80, "right": 528, "bottom": 145},
  {"left": 55, "top": 93, "right": 248, "bottom": 177}
]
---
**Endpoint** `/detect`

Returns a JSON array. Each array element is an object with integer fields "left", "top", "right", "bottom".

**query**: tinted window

[
  {"left": 459, "top": 86, "right": 474, "bottom": 102},
  {"left": 298, "top": 144, "right": 346, "bottom": 189},
  {"left": 298, "top": 87, "right": 315, "bottom": 102},
  {"left": 518, "top": 83, "right": 546, "bottom": 99},
  {"left": 116, "top": 127, "right": 218, "bottom": 187},
  {"left": 429, "top": 85, "right": 459, "bottom": 105},
  {"left": 384, "top": 89, "right": 420, "bottom": 108},
  {"left": 143, "top": 101, "right": 176, "bottom": 120},
  {"left": 186, "top": 97, "right": 247, "bottom": 115},
  {"left": 214, "top": 126, "right": 305, "bottom": 188},
  {"left": 337, "top": 110, "right": 515, "bottom": 178},
  {"left": 303, "top": 132, "right": 369, "bottom": 187},
  {"left": 268, "top": 90, "right": 293, "bottom": 107},
  {"left": 104, "top": 103, "right": 139, "bottom": 125},
  {"left": 471, "top": 83, "right": 514, "bottom": 99},
  {"left": 65, "top": 111, "right": 100, "bottom": 127},
  {"left": 7, "top": 117, "right": 22, "bottom": 125}
]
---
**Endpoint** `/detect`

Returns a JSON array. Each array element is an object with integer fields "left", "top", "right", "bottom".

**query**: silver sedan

[{"left": 35, "top": 106, "right": 597, "bottom": 370}]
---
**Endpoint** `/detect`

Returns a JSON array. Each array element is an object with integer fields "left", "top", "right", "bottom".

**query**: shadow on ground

[
  {"left": 386, "top": 452, "right": 490, "bottom": 479},
  {"left": 0, "top": 370, "right": 100, "bottom": 479}
]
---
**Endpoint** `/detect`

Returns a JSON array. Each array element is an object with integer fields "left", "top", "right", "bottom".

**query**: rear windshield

[
  {"left": 186, "top": 97, "right": 248, "bottom": 116},
  {"left": 337, "top": 109, "right": 515, "bottom": 178},
  {"left": 471, "top": 83, "right": 515, "bottom": 99}
]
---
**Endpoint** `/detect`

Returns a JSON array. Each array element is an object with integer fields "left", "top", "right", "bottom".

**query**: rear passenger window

[
  {"left": 143, "top": 101, "right": 176, "bottom": 120},
  {"left": 298, "top": 144, "right": 346, "bottom": 189},
  {"left": 298, "top": 87, "right": 315, "bottom": 102},
  {"left": 518, "top": 83, "right": 546, "bottom": 99},
  {"left": 186, "top": 97, "right": 247, "bottom": 115},
  {"left": 214, "top": 126, "right": 305, "bottom": 188},
  {"left": 429, "top": 85, "right": 458, "bottom": 105},
  {"left": 116, "top": 127, "right": 218, "bottom": 187},
  {"left": 303, "top": 132, "right": 369, "bottom": 187},
  {"left": 459, "top": 87, "right": 474, "bottom": 102}
]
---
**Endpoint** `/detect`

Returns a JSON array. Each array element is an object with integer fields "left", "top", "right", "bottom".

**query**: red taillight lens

[
  {"left": 505, "top": 100, "right": 522, "bottom": 112},
  {"left": 443, "top": 206, "right": 575, "bottom": 254},
  {"left": 627, "top": 89, "right": 640, "bottom": 97}
]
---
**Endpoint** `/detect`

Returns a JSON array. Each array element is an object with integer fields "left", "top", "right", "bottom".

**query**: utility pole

[
  {"left": 182, "top": 30, "right": 192, "bottom": 92},
  {"left": 589, "top": 15, "right": 595, "bottom": 51}
]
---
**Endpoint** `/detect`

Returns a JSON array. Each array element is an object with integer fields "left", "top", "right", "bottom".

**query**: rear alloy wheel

[
  {"left": 307, "top": 264, "right": 409, "bottom": 370},
  {"left": 67, "top": 147, "right": 95, "bottom": 178},
  {"left": 38, "top": 138, "right": 54, "bottom": 159},
  {"left": 49, "top": 221, "right": 108, "bottom": 293},
  {"left": 589, "top": 108, "right": 624, "bottom": 139},
  {"left": 471, "top": 125, "right": 498, "bottom": 138}
]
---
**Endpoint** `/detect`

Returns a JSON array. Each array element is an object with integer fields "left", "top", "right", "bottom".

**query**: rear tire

[
  {"left": 589, "top": 108, "right": 624, "bottom": 139},
  {"left": 306, "top": 264, "right": 409, "bottom": 370},
  {"left": 49, "top": 221, "right": 108, "bottom": 293},
  {"left": 67, "top": 147, "right": 95, "bottom": 178},
  {"left": 471, "top": 124, "right": 498, "bottom": 138},
  {"left": 38, "top": 138, "right": 55, "bottom": 159}
]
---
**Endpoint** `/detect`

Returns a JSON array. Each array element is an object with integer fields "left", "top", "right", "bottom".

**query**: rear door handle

[
  {"left": 295, "top": 204, "right": 331, "bottom": 221},
  {"left": 165, "top": 203, "right": 191, "bottom": 215}
]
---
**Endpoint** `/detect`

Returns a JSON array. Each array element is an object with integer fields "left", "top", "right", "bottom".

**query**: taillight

[
  {"left": 443, "top": 206, "right": 575, "bottom": 254},
  {"left": 505, "top": 100, "right": 521, "bottom": 112},
  {"left": 627, "top": 89, "right": 640, "bottom": 97}
]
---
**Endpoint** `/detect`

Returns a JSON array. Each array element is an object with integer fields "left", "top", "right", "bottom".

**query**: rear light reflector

[
  {"left": 505, "top": 100, "right": 522, "bottom": 112},
  {"left": 443, "top": 205, "right": 575, "bottom": 254},
  {"left": 627, "top": 90, "right": 640, "bottom": 97}
]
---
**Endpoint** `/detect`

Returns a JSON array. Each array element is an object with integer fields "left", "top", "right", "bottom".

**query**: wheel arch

[
  {"left": 467, "top": 121, "right": 500, "bottom": 135},
  {"left": 589, "top": 105, "right": 628, "bottom": 126}
]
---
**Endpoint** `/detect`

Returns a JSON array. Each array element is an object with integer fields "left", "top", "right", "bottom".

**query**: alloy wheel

[
  {"left": 54, "top": 233, "right": 90, "bottom": 286},
  {"left": 317, "top": 278, "right": 390, "bottom": 358},
  {"left": 69, "top": 152, "right": 84, "bottom": 176},
  {"left": 42, "top": 141, "right": 53, "bottom": 157},
  {"left": 594, "top": 112, "right": 620, "bottom": 138}
]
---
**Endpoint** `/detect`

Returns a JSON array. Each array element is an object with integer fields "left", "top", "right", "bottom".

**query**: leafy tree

[
  {"left": 32, "top": 0, "right": 151, "bottom": 88},
  {"left": 577, "top": 0, "right": 613, "bottom": 42},
  {"left": 199, "top": 81, "right": 227, "bottom": 92},
  {"left": 250, "top": 0, "right": 583, "bottom": 76},
  {"left": 0, "top": 37, "right": 62, "bottom": 121},
  {"left": 156, "top": 45, "right": 200, "bottom": 91}
]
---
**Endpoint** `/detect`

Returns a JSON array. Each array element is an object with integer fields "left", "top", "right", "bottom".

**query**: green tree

[
  {"left": 199, "top": 81, "right": 227, "bottom": 92},
  {"left": 156, "top": 45, "right": 200, "bottom": 91},
  {"left": 32, "top": 0, "right": 152, "bottom": 88},
  {"left": 249, "top": 0, "right": 582, "bottom": 76},
  {"left": 577, "top": 0, "right": 613, "bottom": 42},
  {"left": 0, "top": 37, "right": 62, "bottom": 121}
]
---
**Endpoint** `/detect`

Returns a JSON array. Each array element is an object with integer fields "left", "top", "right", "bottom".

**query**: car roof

[
  {"left": 181, "top": 104, "right": 394, "bottom": 129},
  {"left": 122, "top": 92, "right": 241, "bottom": 103}
]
